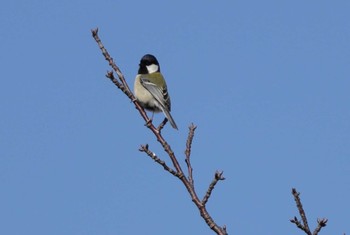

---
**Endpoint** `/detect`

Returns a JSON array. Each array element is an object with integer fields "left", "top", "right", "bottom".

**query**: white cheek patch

[{"left": 146, "top": 64, "right": 159, "bottom": 74}]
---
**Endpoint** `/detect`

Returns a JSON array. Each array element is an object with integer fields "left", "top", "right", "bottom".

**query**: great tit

[{"left": 134, "top": 54, "right": 178, "bottom": 130}]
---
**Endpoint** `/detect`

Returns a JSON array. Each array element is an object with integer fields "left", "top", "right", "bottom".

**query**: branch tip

[
  {"left": 106, "top": 71, "right": 113, "bottom": 78},
  {"left": 292, "top": 188, "right": 300, "bottom": 196},
  {"left": 189, "top": 123, "right": 197, "bottom": 130},
  {"left": 139, "top": 144, "right": 149, "bottom": 152},
  {"left": 317, "top": 218, "right": 328, "bottom": 227},
  {"left": 91, "top": 28, "right": 98, "bottom": 36},
  {"left": 215, "top": 171, "right": 225, "bottom": 180}
]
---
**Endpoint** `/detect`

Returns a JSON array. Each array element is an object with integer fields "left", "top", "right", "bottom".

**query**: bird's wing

[
  {"left": 140, "top": 76, "right": 167, "bottom": 110},
  {"left": 140, "top": 76, "right": 178, "bottom": 129}
]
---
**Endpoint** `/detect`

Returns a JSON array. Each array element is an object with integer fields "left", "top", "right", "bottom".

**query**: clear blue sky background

[{"left": 1, "top": 1, "right": 349, "bottom": 234}]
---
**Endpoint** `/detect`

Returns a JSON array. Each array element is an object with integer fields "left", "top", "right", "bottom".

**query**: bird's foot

[{"left": 145, "top": 118, "right": 153, "bottom": 128}]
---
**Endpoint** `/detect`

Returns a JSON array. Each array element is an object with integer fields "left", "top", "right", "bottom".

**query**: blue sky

[{"left": 1, "top": 0, "right": 349, "bottom": 234}]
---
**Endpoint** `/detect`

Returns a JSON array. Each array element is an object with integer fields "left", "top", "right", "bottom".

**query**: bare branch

[
  {"left": 139, "top": 144, "right": 180, "bottom": 178},
  {"left": 92, "top": 28, "right": 227, "bottom": 235},
  {"left": 290, "top": 216, "right": 306, "bottom": 231},
  {"left": 312, "top": 218, "right": 328, "bottom": 235},
  {"left": 105, "top": 71, "right": 128, "bottom": 95},
  {"left": 291, "top": 188, "right": 312, "bottom": 235},
  {"left": 91, "top": 28, "right": 132, "bottom": 95},
  {"left": 202, "top": 171, "right": 225, "bottom": 205},
  {"left": 184, "top": 124, "right": 197, "bottom": 187},
  {"left": 157, "top": 118, "right": 168, "bottom": 132},
  {"left": 91, "top": 29, "right": 156, "bottom": 132},
  {"left": 291, "top": 188, "right": 328, "bottom": 235}
]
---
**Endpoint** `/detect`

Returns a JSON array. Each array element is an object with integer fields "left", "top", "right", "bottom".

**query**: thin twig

[
  {"left": 291, "top": 188, "right": 328, "bottom": 235},
  {"left": 92, "top": 28, "right": 132, "bottom": 95},
  {"left": 202, "top": 171, "right": 225, "bottom": 205},
  {"left": 105, "top": 71, "right": 127, "bottom": 95},
  {"left": 139, "top": 144, "right": 180, "bottom": 178},
  {"left": 312, "top": 218, "right": 328, "bottom": 235},
  {"left": 184, "top": 124, "right": 197, "bottom": 187},
  {"left": 292, "top": 188, "right": 312, "bottom": 235},
  {"left": 290, "top": 216, "right": 305, "bottom": 231},
  {"left": 157, "top": 118, "right": 168, "bottom": 132}
]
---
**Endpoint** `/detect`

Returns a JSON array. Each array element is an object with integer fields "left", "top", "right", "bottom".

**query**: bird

[{"left": 134, "top": 54, "right": 178, "bottom": 130}]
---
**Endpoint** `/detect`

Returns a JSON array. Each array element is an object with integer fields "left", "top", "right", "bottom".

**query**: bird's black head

[{"left": 138, "top": 54, "right": 161, "bottom": 74}]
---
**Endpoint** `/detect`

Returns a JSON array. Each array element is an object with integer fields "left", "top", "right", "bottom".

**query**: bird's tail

[{"left": 162, "top": 109, "right": 178, "bottom": 130}]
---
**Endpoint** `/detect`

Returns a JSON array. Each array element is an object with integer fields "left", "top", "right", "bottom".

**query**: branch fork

[{"left": 290, "top": 188, "right": 328, "bottom": 235}]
